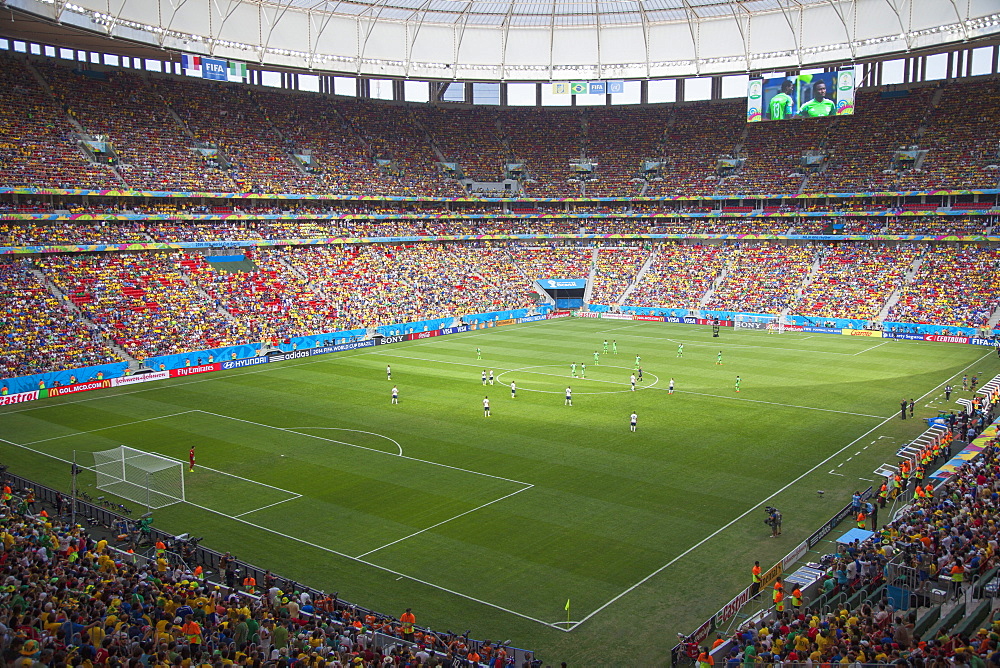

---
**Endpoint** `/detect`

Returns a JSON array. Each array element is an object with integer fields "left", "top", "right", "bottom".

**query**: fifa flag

[
  {"left": 552, "top": 82, "right": 570, "bottom": 95},
  {"left": 228, "top": 61, "right": 248, "bottom": 81},
  {"left": 181, "top": 54, "right": 201, "bottom": 71},
  {"left": 588, "top": 81, "right": 606, "bottom": 95},
  {"left": 570, "top": 81, "right": 587, "bottom": 94}
]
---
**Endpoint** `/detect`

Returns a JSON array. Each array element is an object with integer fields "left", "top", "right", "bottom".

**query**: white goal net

[
  {"left": 733, "top": 314, "right": 780, "bottom": 332},
  {"left": 93, "top": 446, "right": 185, "bottom": 509}
]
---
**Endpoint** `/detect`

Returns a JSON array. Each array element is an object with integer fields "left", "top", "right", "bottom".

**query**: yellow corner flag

[{"left": 565, "top": 598, "right": 570, "bottom": 622}]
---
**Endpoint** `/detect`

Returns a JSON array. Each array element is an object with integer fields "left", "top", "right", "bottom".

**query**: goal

[
  {"left": 733, "top": 314, "right": 779, "bottom": 332},
  {"left": 92, "top": 446, "right": 186, "bottom": 510}
]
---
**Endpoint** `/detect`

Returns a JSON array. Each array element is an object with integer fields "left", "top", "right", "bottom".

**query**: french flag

[{"left": 181, "top": 54, "right": 201, "bottom": 70}]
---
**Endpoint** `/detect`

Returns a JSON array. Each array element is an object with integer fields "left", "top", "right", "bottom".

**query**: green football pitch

[{"left": 2, "top": 318, "right": 996, "bottom": 665}]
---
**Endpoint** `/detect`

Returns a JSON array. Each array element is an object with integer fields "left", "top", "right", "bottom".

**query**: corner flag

[{"left": 565, "top": 598, "right": 570, "bottom": 622}]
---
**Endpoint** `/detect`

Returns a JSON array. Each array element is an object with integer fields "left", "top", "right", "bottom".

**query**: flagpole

[{"left": 565, "top": 598, "right": 570, "bottom": 623}]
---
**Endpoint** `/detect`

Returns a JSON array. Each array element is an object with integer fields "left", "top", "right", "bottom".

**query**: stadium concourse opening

[{"left": 537, "top": 278, "right": 586, "bottom": 309}]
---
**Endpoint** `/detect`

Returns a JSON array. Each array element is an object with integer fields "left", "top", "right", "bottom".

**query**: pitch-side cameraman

[{"left": 765, "top": 506, "right": 782, "bottom": 537}]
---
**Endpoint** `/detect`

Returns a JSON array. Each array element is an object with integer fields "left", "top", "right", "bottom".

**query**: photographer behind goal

[{"left": 765, "top": 506, "right": 782, "bottom": 537}]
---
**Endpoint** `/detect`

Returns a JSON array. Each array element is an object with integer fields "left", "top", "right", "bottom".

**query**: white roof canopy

[{"left": 19, "top": 0, "right": 1000, "bottom": 80}]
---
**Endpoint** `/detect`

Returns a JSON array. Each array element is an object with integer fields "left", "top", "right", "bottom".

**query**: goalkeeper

[
  {"left": 189, "top": 446, "right": 196, "bottom": 473},
  {"left": 768, "top": 79, "right": 795, "bottom": 120}
]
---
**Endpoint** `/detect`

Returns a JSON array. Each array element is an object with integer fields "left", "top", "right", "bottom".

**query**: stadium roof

[{"left": 6, "top": 0, "right": 1000, "bottom": 81}]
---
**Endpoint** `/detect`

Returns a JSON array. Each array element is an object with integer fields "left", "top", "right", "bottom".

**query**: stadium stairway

[
  {"left": 618, "top": 247, "right": 658, "bottom": 307},
  {"left": 988, "top": 305, "right": 1000, "bottom": 331},
  {"left": 875, "top": 260, "right": 920, "bottom": 323},
  {"left": 583, "top": 247, "right": 598, "bottom": 303},
  {"left": 698, "top": 262, "right": 728, "bottom": 309}
]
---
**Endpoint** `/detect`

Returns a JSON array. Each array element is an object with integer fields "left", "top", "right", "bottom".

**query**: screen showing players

[{"left": 747, "top": 70, "right": 855, "bottom": 122}]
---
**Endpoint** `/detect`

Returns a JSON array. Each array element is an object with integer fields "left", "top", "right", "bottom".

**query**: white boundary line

[
  {"left": 0, "top": 319, "right": 556, "bottom": 417},
  {"left": 20, "top": 411, "right": 198, "bottom": 445},
  {"left": 181, "top": 500, "right": 563, "bottom": 630},
  {"left": 285, "top": 427, "right": 404, "bottom": 456},
  {"left": 605, "top": 332, "right": 863, "bottom": 356},
  {"left": 234, "top": 495, "right": 304, "bottom": 518},
  {"left": 198, "top": 411, "right": 532, "bottom": 486},
  {"left": 0, "top": 434, "right": 301, "bottom": 516},
  {"left": 355, "top": 484, "right": 534, "bottom": 559},
  {"left": 2, "top": 322, "right": 994, "bottom": 630},
  {"left": 564, "top": 348, "right": 995, "bottom": 630},
  {"left": 661, "top": 389, "right": 885, "bottom": 419},
  {"left": 0, "top": 415, "right": 552, "bottom": 629},
  {"left": 854, "top": 341, "right": 890, "bottom": 355}
]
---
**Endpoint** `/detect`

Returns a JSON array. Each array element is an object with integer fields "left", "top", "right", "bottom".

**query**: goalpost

[
  {"left": 93, "top": 446, "right": 186, "bottom": 510},
  {"left": 733, "top": 313, "right": 782, "bottom": 333}
]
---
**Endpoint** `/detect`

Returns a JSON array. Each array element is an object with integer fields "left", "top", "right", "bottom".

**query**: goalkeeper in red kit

[{"left": 189, "top": 446, "right": 196, "bottom": 473}]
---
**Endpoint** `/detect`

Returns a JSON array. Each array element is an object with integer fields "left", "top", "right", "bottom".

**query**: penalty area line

[
  {"left": 355, "top": 484, "right": 534, "bottom": 559},
  {"left": 183, "top": 500, "right": 567, "bottom": 632},
  {"left": 195, "top": 410, "right": 532, "bottom": 486},
  {"left": 233, "top": 494, "right": 304, "bottom": 518},
  {"left": 20, "top": 411, "right": 198, "bottom": 445}
]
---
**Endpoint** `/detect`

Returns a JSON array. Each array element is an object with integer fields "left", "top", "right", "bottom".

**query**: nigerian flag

[{"left": 229, "top": 61, "right": 247, "bottom": 79}]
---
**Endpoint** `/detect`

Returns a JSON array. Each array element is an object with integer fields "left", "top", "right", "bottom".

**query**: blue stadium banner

[
  {"left": 606, "top": 80, "right": 624, "bottom": 94},
  {"left": 201, "top": 57, "right": 228, "bottom": 81},
  {"left": 539, "top": 278, "right": 587, "bottom": 289},
  {"left": 588, "top": 81, "right": 606, "bottom": 95}
]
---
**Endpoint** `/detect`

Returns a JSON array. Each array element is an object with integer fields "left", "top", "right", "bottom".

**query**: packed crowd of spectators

[
  {"left": 887, "top": 245, "right": 1000, "bottom": 328},
  {"left": 252, "top": 89, "right": 386, "bottom": 195},
  {"left": 886, "top": 216, "right": 993, "bottom": 236},
  {"left": 0, "top": 259, "right": 119, "bottom": 379},
  {"left": 0, "top": 55, "right": 122, "bottom": 189},
  {"left": 644, "top": 100, "right": 745, "bottom": 197},
  {"left": 152, "top": 79, "right": 318, "bottom": 195},
  {"left": 625, "top": 243, "right": 732, "bottom": 309},
  {"left": 37, "top": 65, "right": 233, "bottom": 192},
  {"left": 338, "top": 102, "right": 461, "bottom": 197},
  {"left": 793, "top": 243, "right": 920, "bottom": 320},
  {"left": 2, "top": 236, "right": 999, "bottom": 382},
  {"left": 1, "top": 53, "right": 997, "bottom": 197},
  {"left": 0, "top": 483, "right": 519, "bottom": 668},
  {"left": 588, "top": 245, "right": 653, "bottom": 305},
  {"left": 503, "top": 109, "right": 583, "bottom": 197},
  {"left": 899, "top": 80, "right": 1000, "bottom": 191},
  {"left": 803, "top": 87, "right": 933, "bottom": 193},
  {"left": 507, "top": 245, "right": 593, "bottom": 281},
  {"left": 705, "top": 244, "right": 815, "bottom": 314},
  {"left": 413, "top": 107, "right": 506, "bottom": 183},
  {"left": 583, "top": 108, "right": 666, "bottom": 196},
  {"left": 36, "top": 252, "right": 252, "bottom": 361},
  {"left": 714, "top": 115, "right": 827, "bottom": 197}
]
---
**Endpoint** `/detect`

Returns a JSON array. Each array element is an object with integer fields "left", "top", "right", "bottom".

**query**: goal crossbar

[{"left": 93, "top": 446, "right": 185, "bottom": 510}]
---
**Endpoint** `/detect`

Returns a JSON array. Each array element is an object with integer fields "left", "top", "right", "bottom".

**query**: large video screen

[{"left": 747, "top": 70, "right": 855, "bottom": 122}]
